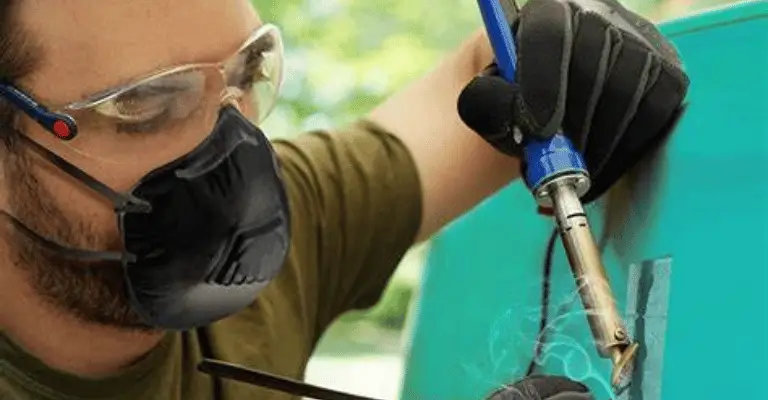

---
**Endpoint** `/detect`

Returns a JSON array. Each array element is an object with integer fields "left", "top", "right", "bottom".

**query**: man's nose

[{"left": 220, "top": 86, "right": 245, "bottom": 112}]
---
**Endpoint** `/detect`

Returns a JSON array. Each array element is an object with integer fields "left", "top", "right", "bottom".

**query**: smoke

[{"left": 462, "top": 281, "right": 619, "bottom": 400}]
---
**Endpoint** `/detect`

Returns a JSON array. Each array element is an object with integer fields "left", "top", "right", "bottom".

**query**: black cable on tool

[{"left": 526, "top": 227, "right": 558, "bottom": 376}]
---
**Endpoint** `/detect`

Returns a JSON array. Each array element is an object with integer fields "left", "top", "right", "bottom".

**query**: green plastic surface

[{"left": 400, "top": 2, "right": 768, "bottom": 399}]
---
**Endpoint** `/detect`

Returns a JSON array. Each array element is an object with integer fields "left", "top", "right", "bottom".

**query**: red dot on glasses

[{"left": 52, "top": 120, "right": 72, "bottom": 139}]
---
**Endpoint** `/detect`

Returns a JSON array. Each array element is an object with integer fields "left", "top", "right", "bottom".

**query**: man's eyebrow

[{"left": 121, "top": 83, "right": 190, "bottom": 98}]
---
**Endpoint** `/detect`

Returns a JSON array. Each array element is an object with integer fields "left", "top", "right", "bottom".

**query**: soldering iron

[{"left": 475, "top": 0, "right": 639, "bottom": 389}]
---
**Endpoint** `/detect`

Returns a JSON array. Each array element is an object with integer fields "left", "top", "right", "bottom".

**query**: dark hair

[{"left": 0, "top": 0, "right": 40, "bottom": 146}]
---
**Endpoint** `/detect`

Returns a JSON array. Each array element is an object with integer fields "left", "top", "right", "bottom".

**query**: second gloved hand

[
  {"left": 486, "top": 375, "right": 594, "bottom": 399},
  {"left": 458, "top": 0, "right": 690, "bottom": 203}
]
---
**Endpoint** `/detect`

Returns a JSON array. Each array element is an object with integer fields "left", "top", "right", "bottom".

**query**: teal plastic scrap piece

[{"left": 400, "top": 1, "right": 768, "bottom": 399}]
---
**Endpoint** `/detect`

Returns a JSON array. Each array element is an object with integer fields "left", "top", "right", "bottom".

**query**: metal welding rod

[{"left": 476, "top": 0, "right": 639, "bottom": 388}]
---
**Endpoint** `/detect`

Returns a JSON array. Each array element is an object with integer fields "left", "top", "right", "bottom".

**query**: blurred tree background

[
  {"left": 255, "top": 0, "right": 483, "bottom": 139},
  {"left": 250, "top": 0, "right": 742, "bottom": 396}
]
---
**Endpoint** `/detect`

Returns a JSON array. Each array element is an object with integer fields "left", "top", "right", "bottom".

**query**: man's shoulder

[
  {"left": 263, "top": 117, "right": 422, "bottom": 321},
  {"left": 269, "top": 119, "right": 403, "bottom": 161}
]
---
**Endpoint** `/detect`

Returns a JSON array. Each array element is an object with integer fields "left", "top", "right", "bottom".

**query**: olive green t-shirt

[{"left": 0, "top": 120, "right": 423, "bottom": 400}]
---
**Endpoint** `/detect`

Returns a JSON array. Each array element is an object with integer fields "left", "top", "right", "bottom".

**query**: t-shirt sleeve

[{"left": 271, "top": 120, "right": 423, "bottom": 336}]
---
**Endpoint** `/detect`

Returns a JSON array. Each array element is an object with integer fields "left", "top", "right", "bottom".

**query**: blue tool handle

[
  {"left": 477, "top": 0, "right": 518, "bottom": 81},
  {"left": 476, "top": 0, "right": 587, "bottom": 193}
]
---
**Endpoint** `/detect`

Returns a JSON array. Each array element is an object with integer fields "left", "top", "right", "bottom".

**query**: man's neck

[{"left": 0, "top": 276, "right": 164, "bottom": 378}]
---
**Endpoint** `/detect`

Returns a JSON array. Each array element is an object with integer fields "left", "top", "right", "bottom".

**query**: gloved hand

[
  {"left": 487, "top": 375, "right": 594, "bottom": 400},
  {"left": 458, "top": 0, "right": 690, "bottom": 203}
]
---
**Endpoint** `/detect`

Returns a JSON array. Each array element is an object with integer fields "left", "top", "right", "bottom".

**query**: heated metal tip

[{"left": 611, "top": 342, "right": 640, "bottom": 388}]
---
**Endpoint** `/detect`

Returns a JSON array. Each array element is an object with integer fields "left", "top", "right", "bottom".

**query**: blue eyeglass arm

[{"left": 0, "top": 82, "right": 78, "bottom": 141}]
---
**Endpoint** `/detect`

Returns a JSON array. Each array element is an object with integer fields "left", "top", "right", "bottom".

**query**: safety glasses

[{"left": 0, "top": 23, "right": 284, "bottom": 165}]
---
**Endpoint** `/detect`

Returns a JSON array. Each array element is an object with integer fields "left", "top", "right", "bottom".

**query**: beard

[{"left": 2, "top": 146, "right": 153, "bottom": 331}]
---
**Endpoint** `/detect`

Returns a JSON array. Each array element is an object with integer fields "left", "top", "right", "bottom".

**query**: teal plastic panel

[{"left": 401, "top": 2, "right": 768, "bottom": 399}]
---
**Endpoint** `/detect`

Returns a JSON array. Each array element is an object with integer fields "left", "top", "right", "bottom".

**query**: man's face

[{"left": 0, "top": 0, "right": 261, "bottom": 329}]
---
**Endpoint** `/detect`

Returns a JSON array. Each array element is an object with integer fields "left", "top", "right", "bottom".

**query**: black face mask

[{"left": 10, "top": 105, "right": 291, "bottom": 330}]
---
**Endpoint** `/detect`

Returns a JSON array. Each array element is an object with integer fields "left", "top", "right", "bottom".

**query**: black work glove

[
  {"left": 487, "top": 375, "right": 594, "bottom": 399},
  {"left": 458, "top": 0, "right": 690, "bottom": 203}
]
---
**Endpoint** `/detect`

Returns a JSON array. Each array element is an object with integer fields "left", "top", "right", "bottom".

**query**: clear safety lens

[{"left": 59, "top": 24, "right": 283, "bottom": 165}]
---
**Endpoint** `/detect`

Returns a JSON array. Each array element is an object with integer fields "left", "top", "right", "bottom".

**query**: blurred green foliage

[{"left": 252, "top": 0, "right": 483, "bottom": 138}]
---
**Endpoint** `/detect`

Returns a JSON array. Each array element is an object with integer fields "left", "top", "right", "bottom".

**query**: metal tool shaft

[
  {"left": 549, "top": 179, "right": 628, "bottom": 358},
  {"left": 545, "top": 178, "right": 639, "bottom": 386}
]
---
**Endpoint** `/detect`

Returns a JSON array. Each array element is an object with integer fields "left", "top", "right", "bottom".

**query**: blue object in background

[{"left": 400, "top": 2, "right": 768, "bottom": 399}]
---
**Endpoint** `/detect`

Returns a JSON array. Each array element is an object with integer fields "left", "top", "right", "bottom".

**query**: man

[{"left": 0, "top": 0, "right": 687, "bottom": 399}]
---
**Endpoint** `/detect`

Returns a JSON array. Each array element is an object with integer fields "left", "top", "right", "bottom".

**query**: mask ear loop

[
  {"left": 0, "top": 210, "right": 123, "bottom": 262},
  {"left": 0, "top": 130, "right": 151, "bottom": 263},
  {"left": 13, "top": 131, "right": 151, "bottom": 214}
]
